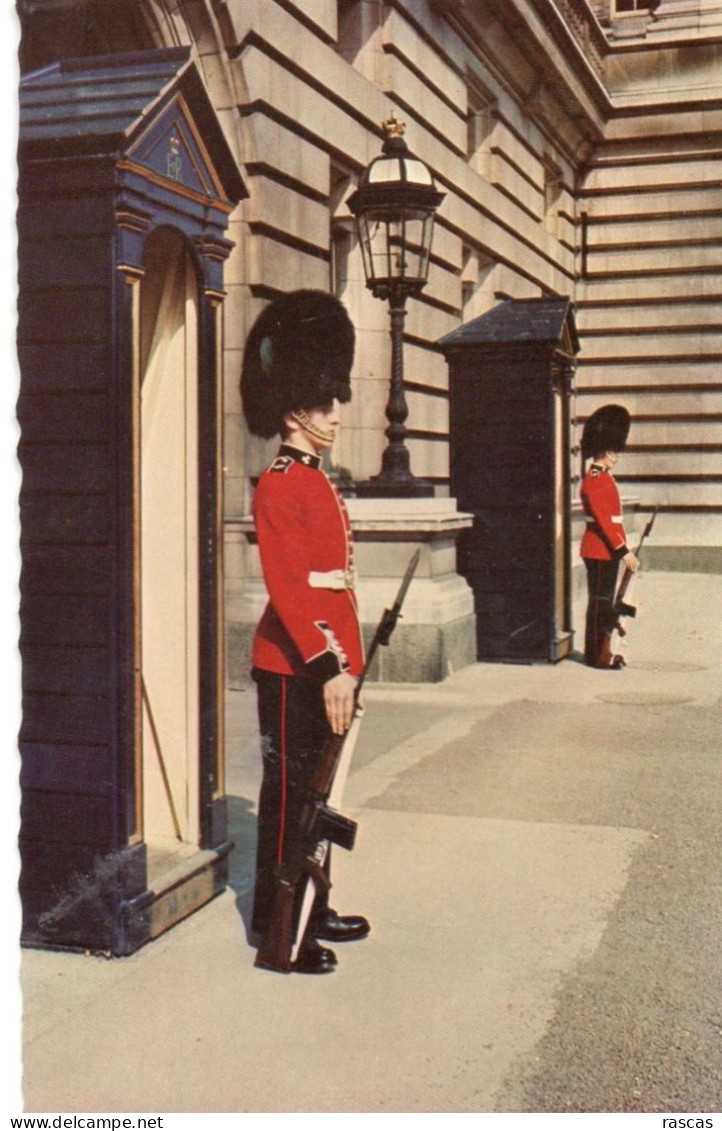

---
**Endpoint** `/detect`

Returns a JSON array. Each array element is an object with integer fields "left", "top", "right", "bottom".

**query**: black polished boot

[
  {"left": 313, "top": 908, "right": 371, "bottom": 943},
  {"left": 293, "top": 938, "right": 337, "bottom": 974}
]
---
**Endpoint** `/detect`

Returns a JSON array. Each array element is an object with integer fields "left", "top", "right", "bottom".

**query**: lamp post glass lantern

[{"left": 348, "top": 112, "right": 444, "bottom": 495}]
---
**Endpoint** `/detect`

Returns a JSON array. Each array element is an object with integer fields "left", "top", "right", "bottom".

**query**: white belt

[
  {"left": 308, "top": 568, "right": 357, "bottom": 591},
  {"left": 586, "top": 516, "right": 622, "bottom": 525}
]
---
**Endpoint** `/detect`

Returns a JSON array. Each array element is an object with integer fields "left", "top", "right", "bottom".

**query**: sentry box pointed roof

[
  {"left": 438, "top": 297, "right": 579, "bottom": 354},
  {"left": 19, "top": 45, "right": 246, "bottom": 206}
]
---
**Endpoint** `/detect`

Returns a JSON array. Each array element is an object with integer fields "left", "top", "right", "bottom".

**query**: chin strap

[{"left": 292, "top": 409, "right": 335, "bottom": 444}]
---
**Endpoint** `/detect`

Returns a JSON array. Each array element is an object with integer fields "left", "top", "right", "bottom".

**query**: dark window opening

[{"left": 614, "top": 0, "right": 657, "bottom": 13}]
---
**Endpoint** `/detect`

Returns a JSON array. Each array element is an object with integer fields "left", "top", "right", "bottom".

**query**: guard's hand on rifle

[
  {"left": 324, "top": 672, "right": 357, "bottom": 735},
  {"left": 622, "top": 551, "right": 639, "bottom": 572}
]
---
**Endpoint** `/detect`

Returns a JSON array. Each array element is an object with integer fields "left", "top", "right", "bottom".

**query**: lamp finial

[{"left": 382, "top": 111, "right": 406, "bottom": 140}]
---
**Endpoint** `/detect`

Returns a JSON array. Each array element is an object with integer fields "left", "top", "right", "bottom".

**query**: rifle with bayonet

[
  {"left": 254, "top": 549, "right": 421, "bottom": 973},
  {"left": 597, "top": 506, "right": 659, "bottom": 669}
]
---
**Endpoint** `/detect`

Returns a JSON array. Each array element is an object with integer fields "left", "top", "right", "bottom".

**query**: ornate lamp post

[{"left": 348, "top": 112, "right": 445, "bottom": 496}]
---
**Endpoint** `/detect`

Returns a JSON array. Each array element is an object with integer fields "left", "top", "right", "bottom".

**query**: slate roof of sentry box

[
  {"left": 18, "top": 45, "right": 246, "bottom": 202},
  {"left": 438, "top": 297, "right": 579, "bottom": 352}
]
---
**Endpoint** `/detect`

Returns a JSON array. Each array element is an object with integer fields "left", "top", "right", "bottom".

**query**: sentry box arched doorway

[{"left": 18, "top": 48, "right": 247, "bottom": 954}]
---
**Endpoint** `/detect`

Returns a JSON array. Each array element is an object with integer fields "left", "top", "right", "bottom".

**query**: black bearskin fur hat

[
  {"left": 240, "top": 289, "right": 355, "bottom": 438},
  {"left": 581, "top": 404, "right": 631, "bottom": 461}
]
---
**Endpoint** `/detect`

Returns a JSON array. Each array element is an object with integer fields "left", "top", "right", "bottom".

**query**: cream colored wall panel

[
  {"left": 246, "top": 234, "right": 330, "bottom": 293},
  {"left": 581, "top": 389, "right": 722, "bottom": 415},
  {"left": 429, "top": 222, "right": 464, "bottom": 272},
  {"left": 222, "top": 219, "right": 249, "bottom": 287},
  {"left": 423, "top": 263, "right": 463, "bottom": 312},
  {"left": 580, "top": 332, "right": 722, "bottom": 360},
  {"left": 617, "top": 483, "right": 722, "bottom": 508},
  {"left": 593, "top": 134, "right": 722, "bottom": 163},
  {"left": 407, "top": 436, "right": 449, "bottom": 480},
  {"left": 223, "top": 471, "right": 246, "bottom": 518},
  {"left": 585, "top": 214, "right": 722, "bottom": 247},
  {"left": 223, "top": 527, "right": 247, "bottom": 586},
  {"left": 558, "top": 214, "right": 577, "bottom": 249},
  {"left": 639, "top": 513, "right": 722, "bottom": 546},
  {"left": 223, "top": 357, "right": 243, "bottom": 418},
  {"left": 405, "top": 298, "right": 459, "bottom": 344},
  {"left": 583, "top": 159, "right": 722, "bottom": 193},
  {"left": 223, "top": 407, "right": 245, "bottom": 481},
  {"left": 585, "top": 243, "right": 722, "bottom": 274},
  {"left": 578, "top": 303, "right": 722, "bottom": 332},
  {"left": 239, "top": 46, "right": 373, "bottom": 161},
  {"left": 406, "top": 389, "right": 449, "bottom": 434},
  {"left": 404, "top": 341, "right": 451, "bottom": 392},
  {"left": 246, "top": 176, "right": 330, "bottom": 250},
  {"left": 581, "top": 187, "right": 722, "bottom": 219},
  {"left": 340, "top": 373, "right": 390, "bottom": 431},
  {"left": 342, "top": 286, "right": 387, "bottom": 341},
  {"left": 343, "top": 427, "right": 386, "bottom": 482},
  {"left": 493, "top": 103, "right": 568, "bottom": 176},
  {"left": 583, "top": 417, "right": 722, "bottom": 444},
  {"left": 489, "top": 150, "right": 545, "bottom": 219},
  {"left": 493, "top": 263, "right": 545, "bottom": 301},
  {"left": 195, "top": 50, "right": 236, "bottom": 112},
  {"left": 219, "top": 285, "right": 248, "bottom": 354},
  {"left": 337, "top": 8, "right": 386, "bottom": 85},
  {"left": 576, "top": 361, "right": 722, "bottom": 387},
  {"left": 491, "top": 121, "right": 546, "bottom": 195},
  {"left": 623, "top": 451, "right": 722, "bottom": 476},
  {"left": 382, "top": 55, "right": 466, "bottom": 153},
  {"left": 293, "top": 0, "right": 338, "bottom": 40},
  {"left": 581, "top": 273, "right": 722, "bottom": 304},
  {"left": 559, "top": 184, "right": 576, "bottom": 212},
  {"left": 242, "top": 114, "right": 330, "bottom": 199},
  {"left": 224, "top": 357, "right": 246, "bottom": 426},
  {"left": 384, "top": 7, "right": 467, "bottom": 114},
  {"left": 451, "top": 178, "right": 575, "bottom": 290},
  {"left": 603, "top": 107, "right": 722, "bottom": 143},
  {"left": 223, "top": 0, "right": 336, "bottom": 61}
]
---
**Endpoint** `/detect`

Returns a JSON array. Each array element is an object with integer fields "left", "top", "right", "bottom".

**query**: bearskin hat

[
  {"left": 240, "top": 289, "right": 355, "bottom": 438},
  {"left": 581, "top": 404, "right": 631, "bottom": 461}
]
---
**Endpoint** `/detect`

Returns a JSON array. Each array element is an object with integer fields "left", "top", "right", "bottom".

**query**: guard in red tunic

[
  {"left": 579, "top": 404, "right": 638, "bottom": 668},
  {"left": 241, "top": 289, "right": 369, "bottom": 974}
]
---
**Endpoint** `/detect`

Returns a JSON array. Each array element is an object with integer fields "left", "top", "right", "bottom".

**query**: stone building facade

[{"left": 19, "top": 0, "right": 722, "bottom": 684}]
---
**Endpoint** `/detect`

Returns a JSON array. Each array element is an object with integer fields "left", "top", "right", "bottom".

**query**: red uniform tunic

[
  {"left": 579, "top": 464, "right": 629, "bottom": 562},
  {"left": 252, "top": 443, "right": 363, "bottom": 681}
]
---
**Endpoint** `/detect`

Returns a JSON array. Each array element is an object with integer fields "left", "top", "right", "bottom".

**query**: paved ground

[{"left": 17, "top": 570, "right": 722, "bottom": 1114}]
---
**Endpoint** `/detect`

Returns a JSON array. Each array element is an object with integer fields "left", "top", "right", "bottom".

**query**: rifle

[
  {"left": 254, "top": 548, "right": 421, "bottom": 973},
  {"left": 597, "top": 506, "right": 658, "bottom": 669}
]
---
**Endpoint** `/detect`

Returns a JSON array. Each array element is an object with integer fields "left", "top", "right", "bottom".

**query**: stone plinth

[{"left": 227, "top": 496, "right": 476, "bottom": 686}]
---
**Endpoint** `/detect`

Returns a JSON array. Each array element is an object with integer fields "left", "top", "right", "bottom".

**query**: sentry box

[
  {"left": 18, "top": 48, "right": 247, "bottom": 954},
  {"left": 439, "top": 298, "right": 579, "bottom": 665}
]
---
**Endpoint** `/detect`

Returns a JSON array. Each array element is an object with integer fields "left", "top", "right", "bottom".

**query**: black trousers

[
  {"left": 251, "top": 668, "right": 332, "bottom": 941},
  {"left": 583, "top": 557, "right": 620, "bottom": 666}
]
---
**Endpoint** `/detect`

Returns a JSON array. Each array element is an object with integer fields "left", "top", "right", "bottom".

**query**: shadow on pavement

[{"left": 225, "top": 794, "right": 257, "bottom": 944}]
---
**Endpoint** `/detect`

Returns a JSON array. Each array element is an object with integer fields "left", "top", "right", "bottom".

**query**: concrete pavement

[{"left": 19, "top": 570, "right": 722, "bottom": 1113}]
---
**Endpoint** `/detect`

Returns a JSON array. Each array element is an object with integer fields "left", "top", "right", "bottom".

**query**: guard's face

[{"left": 289, "top": 400, "right": 341, "bottom": 453}]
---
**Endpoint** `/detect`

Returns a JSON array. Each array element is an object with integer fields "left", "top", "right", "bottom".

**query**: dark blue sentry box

[
  {"left": 439, "top": 298, "right": 579, "bottom": 665},
  {"left": 18, "top": 47, "right": 247, "bottom": 954}
]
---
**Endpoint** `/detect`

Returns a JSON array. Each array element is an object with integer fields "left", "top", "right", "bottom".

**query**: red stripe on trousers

[{"left": 276, "top": 675, "right": 288, "bottom": 865}]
